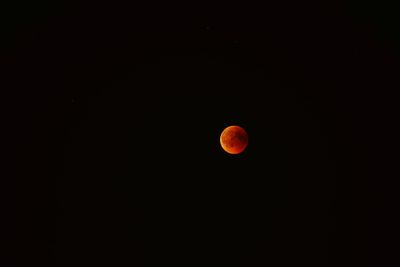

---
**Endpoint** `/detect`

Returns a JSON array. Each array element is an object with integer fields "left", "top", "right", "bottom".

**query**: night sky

[{"left": 10, "top": 1, "right": 399, "bottom": 266}]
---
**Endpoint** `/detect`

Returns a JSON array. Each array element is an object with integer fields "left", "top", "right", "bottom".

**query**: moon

[{"left": 220, "top": 125, "right": 248, "bottom": 154}]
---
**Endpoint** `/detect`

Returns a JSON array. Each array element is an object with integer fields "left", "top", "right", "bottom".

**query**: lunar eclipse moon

[{"left": 220, "top": 125, "right": 248, "bottom": 154}]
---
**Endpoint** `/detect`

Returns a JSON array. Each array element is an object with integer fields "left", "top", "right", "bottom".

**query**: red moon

[{"left": 220, "top": 125, "right": 248, "bottom": 154}]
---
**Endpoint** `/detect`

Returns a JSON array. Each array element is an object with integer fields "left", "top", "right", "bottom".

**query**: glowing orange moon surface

[{"left": 220, "top": 125, "right": 248, "bottom": 154}]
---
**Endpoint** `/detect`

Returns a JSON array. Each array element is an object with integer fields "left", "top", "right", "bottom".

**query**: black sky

[{"left": 9, "top": 1, "right": 399, "bottom": 266}]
